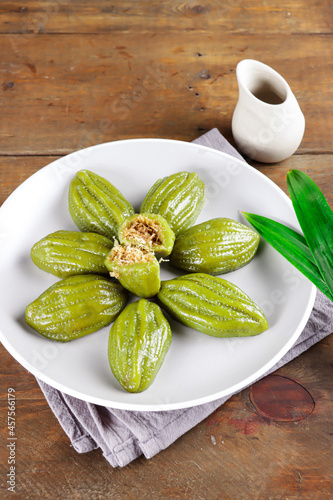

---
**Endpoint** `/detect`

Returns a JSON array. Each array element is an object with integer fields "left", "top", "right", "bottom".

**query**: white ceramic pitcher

[{"left": 231, "top": 59, "right": 305, "bottom": 163}]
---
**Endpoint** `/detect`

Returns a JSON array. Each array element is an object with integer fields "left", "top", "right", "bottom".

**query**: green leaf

[
  {"left": 242, "top": 212, "right": 333, "bottom": 301},
  {"left": 287, "top": 170, "right": 333, "bottom": 293}
]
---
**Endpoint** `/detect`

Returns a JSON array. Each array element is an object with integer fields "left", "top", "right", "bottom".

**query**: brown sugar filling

[
  {"left": 107, "top": 241, "right": 154, "bottom": 279},
  {"left": 122, "top": 215, "right": 163, "bottom": 248},
  {"left": 109, "top": 241, "right": 154, "bottom": 265}
]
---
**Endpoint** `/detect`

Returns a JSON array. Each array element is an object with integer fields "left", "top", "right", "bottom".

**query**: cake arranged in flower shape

[{"left": 26, "top": 169, "right": 268, "bottom": 392}]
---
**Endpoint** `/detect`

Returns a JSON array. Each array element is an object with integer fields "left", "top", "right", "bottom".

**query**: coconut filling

[
  {"left": 122, "top": 215, "right": 163, "bottom": 249},
  {"left": 107, "top": 241, "right": 154, "bottom": 279}
]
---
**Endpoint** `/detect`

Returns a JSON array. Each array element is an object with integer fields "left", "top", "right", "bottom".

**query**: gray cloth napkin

[{"left": 37, "top": 128, "right": 333, "bottom": 467}]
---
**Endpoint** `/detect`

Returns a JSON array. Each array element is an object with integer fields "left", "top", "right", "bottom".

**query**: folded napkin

[{"left": 37, "top": 129, "right": 333, "bottom": 467}]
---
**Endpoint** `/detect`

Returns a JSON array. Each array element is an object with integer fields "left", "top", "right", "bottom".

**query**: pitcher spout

[{"left": 236, "top": 59, "right": 289, "bottom": 106}]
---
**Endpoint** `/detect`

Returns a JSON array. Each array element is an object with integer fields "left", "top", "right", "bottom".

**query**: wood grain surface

[
  {"left": 0, "top": 1, "right": 332, "bottom": 499},
  {"left": 0, "top": 1, "right": 332, "bottom": 34},
  {"left": 0, "top": 33, "right": 332, "bottom": 154}
]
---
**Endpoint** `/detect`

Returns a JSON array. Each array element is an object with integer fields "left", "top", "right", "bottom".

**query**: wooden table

[{"left": 1, "top": 2, "right": 332, "bottom": 498}]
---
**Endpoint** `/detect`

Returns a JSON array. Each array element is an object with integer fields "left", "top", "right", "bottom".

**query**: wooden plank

[
  {"left": 0, "top": 343, "right": 42, "bottom": 399},
  {"left": 253, "top": 154, "right": 333, "bottom": 208},
  {"left": 0, "top": 0, "right": 332, "bottom": 34},
  {"left": 0, "top": 335, "right": 332, "bottom": 498},
  {"left": 0, "top": 156, "right": 58, "bottom": 205},
  {"left": 0, "top": 33, "right": 332, "bottom": 155}
]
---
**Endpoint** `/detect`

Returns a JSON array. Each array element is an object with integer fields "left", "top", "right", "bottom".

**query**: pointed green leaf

[
  {"left": 287, "top": 170, "right": 333, "bottom": 293},
  {"left": 242, "top": 212, "right": 333, "bottom": 301}
]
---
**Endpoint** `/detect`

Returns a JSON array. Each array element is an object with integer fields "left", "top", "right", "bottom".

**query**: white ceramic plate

[{"left": 0, "top": 138, "right": 316, "bottom": 411}]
